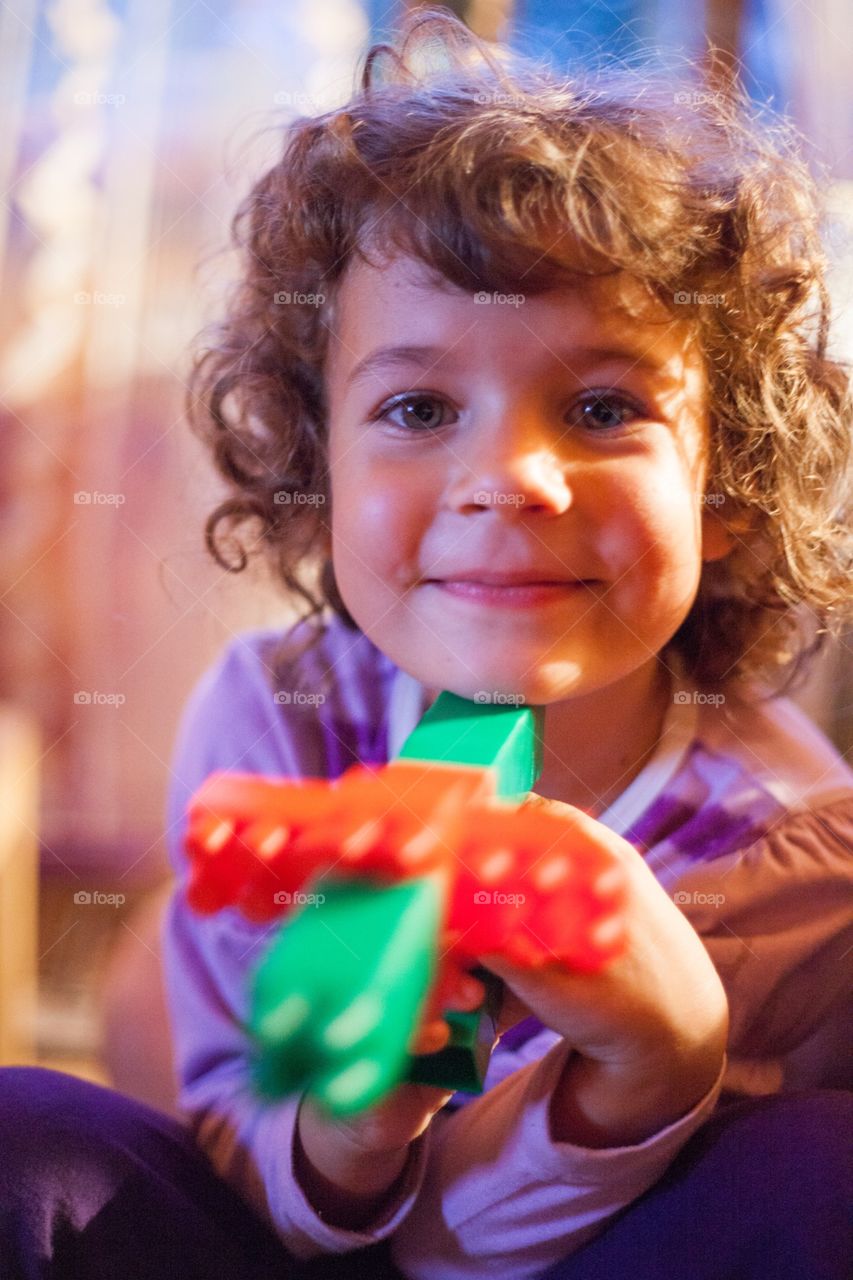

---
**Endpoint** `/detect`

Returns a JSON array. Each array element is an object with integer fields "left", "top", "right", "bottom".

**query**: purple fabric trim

[
  {"left": 624, "top": 795, "right": 699, "bottom": 851},
  {"left": 619, "top": 742, "right": 782, "bottom": 863},
  {"left": 669, "top": 805, "right": 768, "bottom": 862},
  {"left": 499, "top": 1015, "right": 546, "bottom": 1051},
  {"left": 319, "top": 716, "right": 387, "bottom": 778}
]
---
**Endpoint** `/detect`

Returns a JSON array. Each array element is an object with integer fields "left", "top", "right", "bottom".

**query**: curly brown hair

[{"left": 189, "top": 8, "right": 852, "bottom": 697}]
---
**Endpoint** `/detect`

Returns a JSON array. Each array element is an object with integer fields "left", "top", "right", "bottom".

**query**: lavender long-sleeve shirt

[{"left": 160, "top": 616, "right": 853, "bottom": 1278}]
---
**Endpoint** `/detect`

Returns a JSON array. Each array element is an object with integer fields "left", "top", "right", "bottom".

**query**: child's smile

[{"left": 324, "top": 251, "right": 732, "bottom": 712}]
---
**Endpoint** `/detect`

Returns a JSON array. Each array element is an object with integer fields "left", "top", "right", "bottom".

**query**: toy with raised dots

[{"left": 184, "top": 692, "right": 626, "bottom": 1116}]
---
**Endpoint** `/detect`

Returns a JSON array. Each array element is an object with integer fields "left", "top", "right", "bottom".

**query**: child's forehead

[
  {"left": 327, "top": 250, "right": 699, "bottom": 379},
  {"left": 339, "top": 248, "right": 638, "bottom": 310}
]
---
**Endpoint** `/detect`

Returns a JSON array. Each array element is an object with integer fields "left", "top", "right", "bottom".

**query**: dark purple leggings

[{"left": 0, "top": 1067, "right": 850, "bottom": 1279}]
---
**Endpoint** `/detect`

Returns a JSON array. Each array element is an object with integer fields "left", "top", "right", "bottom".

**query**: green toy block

[
  {"left": 398, "top": 691, "right": 545, "bottom": 1092},
  {"left": 397, "top": 691, "right": 545, "bottom": 800},
  {"left": 250, "top": 874, "right": 442, "bottom": 1116}
]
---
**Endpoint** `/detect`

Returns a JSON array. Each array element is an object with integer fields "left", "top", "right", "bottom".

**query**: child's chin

[
  {"left": 388, "top": 641, "right": 592, "bottom": 706},
  {"left": 440, "top": 668, "right": 585, "bottom": 709}
]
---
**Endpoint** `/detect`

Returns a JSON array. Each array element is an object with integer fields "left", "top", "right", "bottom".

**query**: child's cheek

[
  {"left": 596, "top": 469, "right": 704, "bottom": 614},
  {"left": 330, "top": 471, "right": 423, "bottom": 610}
]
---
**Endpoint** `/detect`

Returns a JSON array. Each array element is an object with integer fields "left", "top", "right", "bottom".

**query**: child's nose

[
  {"left": 448, "top": 443, "right": 573, "bottom": 517},
  {"left": 445, "top": 402, "right": 576, "bottom": 516}
]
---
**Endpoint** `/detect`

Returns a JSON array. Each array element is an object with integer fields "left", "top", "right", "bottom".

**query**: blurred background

[{"left": 1, "top": 0, "right": 851, "bottom": 1114}]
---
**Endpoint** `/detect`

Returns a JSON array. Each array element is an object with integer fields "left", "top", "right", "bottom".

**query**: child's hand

[
  {"left": 297, "top": 967, "right": 484, "bottom": 1162},
  {"left": 295, "top": 969, "right": 488, "bottom": 1226},
  {"left": 478, "top": 796, "right": 729, "bottom": 1147}
]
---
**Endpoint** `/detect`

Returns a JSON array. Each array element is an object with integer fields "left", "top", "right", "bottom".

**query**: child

[{"left": 1, "top": 10, "right": 851, "bottom": 1280}]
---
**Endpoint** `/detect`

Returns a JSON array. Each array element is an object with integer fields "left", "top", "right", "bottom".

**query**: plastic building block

[
  {"left": 184, "top": 694, "right": 627, "bottom": 1116},
  {"left": 252, "top": 876, "right": 442, "bottom": 1112},
  {"left": 397, "top": 691, "right": 544, "bottom": 798}
]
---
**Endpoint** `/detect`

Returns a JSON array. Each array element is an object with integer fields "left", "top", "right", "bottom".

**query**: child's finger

[
  {"left": 443, "top": 972, "right": 486, "bottom": 1011},
  {"left": 408, "top": 972, "right": 487, "bottom": 1056},
  {"left": 410, "top": 1018, "right": 450, "bottom": 1056},
  {"left": 411, "top": 972, "right": 485, "bottom": 1045}
]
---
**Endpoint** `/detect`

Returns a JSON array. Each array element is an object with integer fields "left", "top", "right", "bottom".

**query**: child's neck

[{"left": 533, "top": 659, "right": 673, "bottom": 819}]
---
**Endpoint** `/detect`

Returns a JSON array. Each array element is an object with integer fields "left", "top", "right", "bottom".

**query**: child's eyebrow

[
  {"left": 346, "top": 344, "right": 447, "bottom": 389},
  {"left": 541, "top": 344, "right": 675, "bottom": 379},
  {"left": 345, "top": 342, "right": 675, "bottom": 390}
]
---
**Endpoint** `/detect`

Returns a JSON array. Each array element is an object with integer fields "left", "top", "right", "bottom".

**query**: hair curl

[{"left": 189, "top": 8, "right": 852, "bottom": 696}]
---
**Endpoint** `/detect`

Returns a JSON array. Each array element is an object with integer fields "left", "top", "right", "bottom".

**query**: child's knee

[
  {"left": 0, "top": 1067, "right": 122, "bottom": 1195},
  {"left": 692, "top": 1089, "right": 852, "bottom": 1242},
  {"left": 0, "top": 1065, "right": 78, "bottom": 1139},
  {"left": 753, "top": 1090, "right": 852, "bottom": 1200},
  {"left": 0, "top": 1065, "right": 187, "bottom": 1196},
  {"left": 735, "top": 1091, "right": 853, "bottom": 1275},
  {"left": 711, "top": 1089, "right": 852, "bottom": 1173}
]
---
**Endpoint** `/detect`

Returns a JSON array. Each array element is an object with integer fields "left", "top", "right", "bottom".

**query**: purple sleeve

[{"left": 158, "top": 634, "right": 431, "bottom": 1259}]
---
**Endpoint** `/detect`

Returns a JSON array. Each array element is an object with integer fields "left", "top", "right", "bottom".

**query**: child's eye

[
  {"left": 374, "top": 394, "right": 457, "bottom": 433},
  {"left": 568, "top": 391, "right": 645, "bottom": 432},
  {"left": 371, "top": 389, "right": 645, "bottom": 435}
]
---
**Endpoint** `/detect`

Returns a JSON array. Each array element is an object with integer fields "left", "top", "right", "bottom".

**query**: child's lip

[
  {"left": 426, "top": 579, "right": 592, "bottom": 607},
  {"left": 425, "top": 572, "right": 590, "bottom": 587}
]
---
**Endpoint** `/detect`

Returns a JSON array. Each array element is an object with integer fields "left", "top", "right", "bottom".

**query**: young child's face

[{"left": 324, "top": 251, "right": 731, "bottom": 705}]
